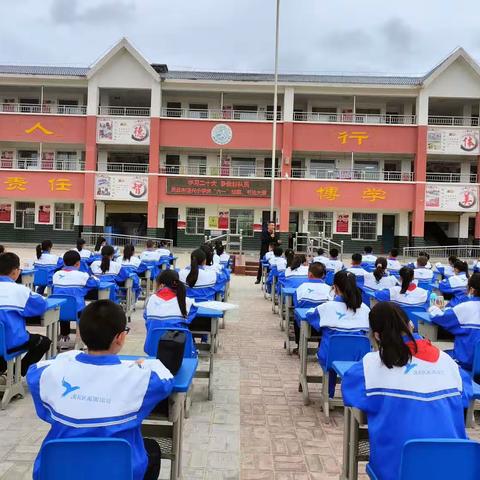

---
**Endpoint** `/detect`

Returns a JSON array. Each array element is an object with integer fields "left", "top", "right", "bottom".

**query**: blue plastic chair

[
  {"left": 33, "top": 269, "right": 50, "bottom": 291},
  {"left": 466, "top": 341, "right": 480, "bottom": 426},
  {"left": 320, "top": 334, "right": 371, "bottom": 418},
  {"left": 367, "top": 439, "right": 480, "bottom": 480},
  {"left": 144, "top": 324, "right": 197, "bottom": 359},
  {"left": 39, "top": 438, "right": 133, "bottom": 480},
  {"left": 325, "top": 270, "right": 335, "bottom": 286}
]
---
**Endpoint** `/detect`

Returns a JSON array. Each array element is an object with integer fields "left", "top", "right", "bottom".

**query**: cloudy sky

[{"left": 0, "top": 0, "right": 479, "bottom": 75}]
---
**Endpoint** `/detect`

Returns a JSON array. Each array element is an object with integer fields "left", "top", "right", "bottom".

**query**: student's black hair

[
  {"left": 215, "top": 243, "right": 225, "bottom": 256},
  {"left": 100, "top": 245, "right": 115, "bottom": 274},
  {"left": 330, "top": 248, "right": 339, "bottom": 258},
  {"left": 291, "top": 254, "right": 306, "bottom": 271},
  {"left": 333, "top": 271, "right": 362, "bottom": 312},
  {"left": 36, "top": 239, "right": 53, "bottom": 259},
  {"left": 468, "top": 273, "right": 480, "bottom": 297},
  {"left": 0, "top": 252, "right": 20, "bottom": 275},
  {"left": 448, "top": 255, "right": 458, "bottom": 265},
  {"left": 418, "top": 251, "right": 430, "bottom": 261},
  {"left": 389, "top": 248, "right": 399, "bottom": 258},
  {"left": 186, "top": 248, "right": 206, "bottom": 288},
  {"left": 369, "top": 302, "right": 417, "bottom": 369},
  {"left": 399, "top": 266, "right": 414, "bottom": 294},
  {"left": 351, "top": 253, "right": 362, "bottom": 264},
  {"left": 268, "top": 241, "right": 277, "bottom": 249},
  {"left": 284, "top": 249, "right": 295, "bottom": 267},
  {"left": 416, "top": 255, "right": 428, "bottom": 268},
  {"left": 273, "top": 246, "right": 283, "bottom": 257},
  {"left": 146, "top": 239, "right": 154, "bottom": 249},
  {"left": 63, "top": 250, "right": 81, "bottom": 267},
  {"left": 316, "top": 248, "right": 325, "bottom": 256},
  {"left": 123, "top": 244, "right": 135, "bottom": 261},
  {"left": 94, "top": 236, "right": 106, "bottom": 252},
  {"left": 373, "top": 257, "right": 388, "bottom": 282},
  {"left": 76, "top": 238, "right": 86, "bottom": 252},
  {"left": 159, "top": 240, "right": 168, "bottom": 248},
  {"left": 453, "top": 259, "right": 470, "bottom": 278},
  {"left": 0, "top": 245, "right": 4, "bottom": 255},
  {"left": 309, "top": 262, "right": 326, "bottom": 279},
  {"left": 156, "top": 270, "right": 187, "bottom": 317},
  {"left": 364, "top": 246, "right": 373, "bottom": 254},
  {"left": 79, "top": 300, "right": 126, "bottom": 351},
  {"left": 201, "top": 244, "right": 214, "bottom": 266}
]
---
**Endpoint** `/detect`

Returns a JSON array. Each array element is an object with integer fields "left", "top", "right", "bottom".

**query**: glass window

[
  {"left": 15, "top": 202, "right": 35, "bottom": 229},
  {"left": 187, "top": 156, "right": 207, "bottom": 176},
  {"left": 352, "top": 213, "right": 377, "bottom": 240},
  {"left": 54, "top": 203, "right": 75, "bottom": 231},
  {"left": 229, "top": 209, "right": 254, "bottom": 236},
  {"left": 307, "top": 212, "right": 333, "bottom": 238},
  {"left": 186, "top": 208, "right": 205, "bottom": 235},
  {"left": 231, "top": 158, "right": 256, "bottom": 177}
]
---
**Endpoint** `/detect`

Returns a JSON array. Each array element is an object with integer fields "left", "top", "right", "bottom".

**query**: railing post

[
  {"left": 240, "top": 229, "right": 243, "bottom": 255},
  {"left": 340, "top": 240, "right": 344, "bottom": 260}
]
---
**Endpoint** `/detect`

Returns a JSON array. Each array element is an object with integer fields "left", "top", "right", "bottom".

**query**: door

[
  {"left": 262, "top": 210, "right": 277, "bottom": 227},
  {"left": 105, "top": 213, "right": 147, "bottom": 236},
  {"left": 382, "top": 215, "right": 396, "bottom": 253},
  {"left": 164, "top": 208, "right": 178, "bottom": 246}
]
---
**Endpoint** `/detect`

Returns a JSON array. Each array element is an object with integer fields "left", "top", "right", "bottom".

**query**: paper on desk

[{"left": 194, "top": 301, "right": 239, "bottom": 311}]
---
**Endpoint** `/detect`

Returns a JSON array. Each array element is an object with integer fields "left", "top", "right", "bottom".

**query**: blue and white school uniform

[
  {"left": 414, "top": 267, "right": 434, "bottom": 281},
  {"left": 439, "top": 274, "right": 469, "bottom": 307},
  {"left": 342, "top": 335, "right": 471, "bottom": 480},
  {"left": 362, "top": 254, "right": 377, "bottom": 264},
  {"left": 375, "top": 283, "right": 429, "bottom": 307},
  {"left": 140, "top": 250, "right": 161, "bottom": 263},
  {"left": 0, "top": 276, "right": 48, "bottom": 351},
  {"left": 363, "top": 273, "right": 397, "bottom": 291},
  {"left": 285, "top": 265, "right": 309, "bottom": 278},
  {"left": 312, "top": 255, "right": 330, "bottom": 265},
  {"left": 263, "top": 251, "right": 274, "bottom": 263},
  {"left": 294, "top": 280, "right": 332, "bottom": 308},
  {"left": 346, "top": 266, "right": 369, "bottom": 277},
  {"left": 436, "top": 263, "right": 455, "bottom": 278},
  {"left": 386, "top": 258, "right": 402, "bottom": 271},
  {"left": 52, "top": 268, "right": 100, "bottom": 312},
  {"left": 269, "top": 257, "right": 287, "bottom": 271},
  {"left": 156, "top": 248, "right": 171, "bottom": 258},
  {"left": 90, "top": 260, "right": 122, "bottom": 278},
  {"left": 27, "top": 350, "right": 174, "bottom": 480},
  {"left": 179, "top": 266, "right": 219, "bottom": 301},
  {"left": 218, "top": 252, "right": 230, "bottom": 264},
  {"left": 144, "top": 290, "right": 197, "bottom": 325},
  {"left": 115, "top": 256, "right": 142, "bottom": 269},
  {"left": 326, "top": 258, "right": 344, "bottom": 273},
  {"left": 430, "top": 297, "right": 480, "bottom": 369},
  {"left": 34, "top": 252, "right": 62, "bottom": 269},
  {"left": 74, "top": 248, "right": 92, "bottom": 260}
]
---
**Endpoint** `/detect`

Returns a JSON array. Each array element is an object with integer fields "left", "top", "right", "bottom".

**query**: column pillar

[
  {"left": 475, "top": 155, "right": 480, "bottom": 241},
  {"left": 82, "top": 115, "right": 97, "bottom": 227},
  {"left": 147, "top": 117, "right": 160, "bottom": 230},
  {"left": 412, "top": 125, "right": 427, "bottom": 238}
]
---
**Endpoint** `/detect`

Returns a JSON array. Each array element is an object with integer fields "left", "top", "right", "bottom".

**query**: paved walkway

[{"left": 0, "top": 273, "right": 479, "bottom": 479}]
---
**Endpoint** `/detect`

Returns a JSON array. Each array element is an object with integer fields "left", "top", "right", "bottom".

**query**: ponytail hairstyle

[
  {"left": 399, "top": 266, "right": 414, "bottom": 294},
  {"left": 453, "top": 259, "right": 469, "bottom": 278},
  {"left": 448, "top": 255, "right": 458, "bottom": 267},
  {"left": 100, "top": 245, "right": 115, "bottom": 274},
  {"left": 369, "top": 302, "right": 417, "bottom": 369},
  {"left": 156, "top": 270, "right": 187, "bottom": 317},
  {"left": 373, "top": 257, "right": 388, "bottom": 282},
  {"left": 284, "top": 249, "right": 295, "bottom": 267},
  {"left": 36, "top": 239, "right": 53, "bottom": 259},
  {"left": 215, "top": 243, "right": 225, "bottom": 256},
  {"left": 333, "top": 271, "right": 362, "bottom": 312},
  {"left": 76, "top": 238, "right": 86, "bottom": 252},
  {"left": 468, "top": 273, "right": 480, "bottom": 297},
  {"left": 186, "top": 248, "right": 206, "bottom": 288},
  {"left": 123, "top": 244, "right": 134, "bottom": 262},
  {"left": 291, "top": 254, "right": 306, "bottom": 271},
  {"left": 95, "top": 236, "right": 106, "bottom": 253},
  {"left": 200, "top": 243, "right": 214, "bottom": 266}
]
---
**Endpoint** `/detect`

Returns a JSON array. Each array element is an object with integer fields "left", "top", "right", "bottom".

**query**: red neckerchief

[
  {"left": 155, "top": 287, "right": 176, "bottom": 301},
  {"left": 407, "top": 283, "right": 417, "bottom": 292},
  {"left": 405, "top": 338, "right": 440, "bottom": 363}
]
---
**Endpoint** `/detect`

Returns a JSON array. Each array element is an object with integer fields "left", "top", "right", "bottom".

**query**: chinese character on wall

[
  {"left": 316, "top": 186, "right": 340, "bottom": 201},
  {"left": 362, "top": 188, "right": 386, "bottom": 202},
  {"left": 4, "top": 177, "right": 28, "bottom": 191},
  {"left": 338, "top": 131, "right": 369, "bottom": 145},
  {"left": 48, "top": 178, "right": 72, "bottom": 191}
]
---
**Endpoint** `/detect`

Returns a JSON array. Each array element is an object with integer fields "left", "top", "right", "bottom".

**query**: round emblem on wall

[{"left": 211, "top": 123, "right": 233, "bottom": 145}]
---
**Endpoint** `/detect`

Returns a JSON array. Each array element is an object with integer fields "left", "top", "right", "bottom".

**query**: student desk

[
  {"left": 361, "top": 287, "right": 377, "bottom": 308},
  {"left": 119, "top": 355, "right": 198, "bottom": 480},
  {"left": 282, "top": 287, "right": 296, "bottom": 351},
  {"left": 20, "top": 269, "right": 35, "bottom": 291},
  {"left": 295, "top": 307, "right": 322, "bottom": 405},
  {"left": 410, "top": 311, "right": 439, "bottom": 341},
  {"left": 271, "top": 272, "right": 279, "bottom": 313},
  {"left": 142, "top": 266, "right": 155, "bottom": 307},
  {"left": 42, "top": 297, "right": 66, "bottom": 359}
]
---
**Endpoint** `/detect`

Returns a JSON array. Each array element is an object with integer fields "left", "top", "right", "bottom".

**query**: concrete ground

[{"left": 0, "top": 250, "right": 479, "bottom": 479}]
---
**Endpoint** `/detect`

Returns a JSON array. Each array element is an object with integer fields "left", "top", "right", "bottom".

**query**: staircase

[{"left": 244, "top": 260, "right": 259, "bottom": 276}]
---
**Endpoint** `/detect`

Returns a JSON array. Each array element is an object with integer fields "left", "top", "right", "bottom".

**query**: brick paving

[{"left": 0, "top": 272, "right": 479, "bottom": 479}]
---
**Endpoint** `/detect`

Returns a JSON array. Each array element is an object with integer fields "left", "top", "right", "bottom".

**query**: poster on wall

[
  {"left": 335, "top": 213, "right": 350, "bottom": 234},
  {"left": 38, "top": 205, "right": 51, "bottom": 223},
  {"left": 97, "top": 117, "right": 150, "bottom": 145},
  {"left": 218, "top": 211, "right": 229, "bottom": 229},
  {"left": 0, "top": 203, "right": 12, "bottom": 222},
  {"left": 95, "top": 174, "right": 148, "bottom": 201},
  {"left": 427, "top": 128, "right": 480, "bottom": 155},
  {"left": 208, "top": 216, "right": 219, "bottom": 229},
  {"left": 425, "top": 184, "right": 479, "bottom": 212},
  {"left": 220, "top": 156, "right": 231, "bottom": 176}
]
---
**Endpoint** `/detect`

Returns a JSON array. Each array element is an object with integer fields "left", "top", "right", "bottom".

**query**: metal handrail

[
  {"left": 0, "top": 156, "right": 84, "bottom": 171},
  {"left": 428, "top": 116, "right": 479, "bottom": 127},
  {"left": 160, "top": 164, "right": 281, "bottom": 178},
  {"left": 403, "top": 245, "right": 480, "bottom": 261},
  {"left": 97, "top": 162, "right": 149, "bottom": 174},
  {"left": 161, "top": 108, "right": 283, "bottom": 121},
  {"left": 290, "top": 169, "right": 413, "bottom": 181},
  {"left": 0, "top": 103, "right": 87, "bottom": 115},
  {"left": 81, "top": 232, "right": 174, "bottom": 252},
  {"left": 205, "top": 230, "right": 243, "bottom": 255},
  {"left": 294, "top": 232, "right": 343, "bottom": 260},
  {"left": 293, "top": 112, "right": 416, "bottom": 124},
  {"left": 98, "top": 106, "right": 150, "bottom": 116},
  {"left": 426, "top": 172, "right": 477, "bottom": 183}
]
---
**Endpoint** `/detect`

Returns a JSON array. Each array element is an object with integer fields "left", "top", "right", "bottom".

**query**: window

[
  {"left": 166, "top": 102, "right": 182, "bottom": 117},
  {"left": 186, "top": 208, "right": 205, "bottom": 235},
  {"left": 231, "top": 158, "right": 256, "bottom": 177},
  {"left": 58, "top": 99, "right": 79, "bottom": 114},
  {"left": 165, "top": 154, "right": 180, "bottom": 174},
  {"left": 233, "top": 105, "right": 258, "bottom": 120},
  {"left": 230, "top": 209, "right": 254, "bottom": 236},
  {"left": 15, "top": 202, "right": 35, "bottom": 230},
  {"left": 54, "top": 203, "right": 75, "bottom": 231},
  {"left": 188, "top": 103, "right": 208, "bottom": 119},
  {"left": 17, "top": 150, "right": 39, "bottom": 169},
  {"left": 310, "top": 160, "right": 336, "bottom": 179},
  {"left": 307, "top": 212, "right": 333, "bottom": 238},
  {"left": 352, "top": 213, "right": 377, "bottom": 240},
  {"left": 56, "top": 151, "right": 79, "bottom": 170},
  {"left": 187, "top": 156, "right": 207, "bottom": 175}
]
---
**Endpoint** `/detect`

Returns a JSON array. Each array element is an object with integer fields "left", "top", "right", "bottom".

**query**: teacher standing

[{"left": 256, "top": 222, "right": 280, "bottom": 284}]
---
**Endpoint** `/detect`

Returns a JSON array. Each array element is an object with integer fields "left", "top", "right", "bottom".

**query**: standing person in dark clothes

[{"left": 256, "top": 222, "right": 280, "bottom": 284}]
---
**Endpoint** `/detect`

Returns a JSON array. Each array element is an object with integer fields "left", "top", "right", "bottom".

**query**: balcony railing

[
  {"left": 291, "top": 168, "right": 414, "bottom": 182},
  {"left": 293, "top": 112, "right": 416, "bottom": 125},
  {"left": 98, "top": 106, "right": 150, "bottom": 116},
  {"left": 160, "top": 164, "right": 281, "bottom": 177},
  {"left": 426, "top": 172, "right": 477, "bottom": 183},
  {"left": 97, "top": 162, "right": 149, "bottom": 173},
  {"left": 428, "top": 116, "right": 479, "bottom": 126},
  {"left": 0, "top": 103, "right": 87, "bottom": 115},
  {"left": 0, "top": 157, "right": 85, "bottom": 171},
  {"left": 161, "top": 108, "right": 283, "bottom": 121}
]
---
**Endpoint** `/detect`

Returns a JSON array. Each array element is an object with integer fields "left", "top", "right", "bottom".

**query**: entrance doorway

[
  {"left": 105, "top": 213, "right": 147, "bottom": 236},
  {"left": 164, "top": 208, "right": 179, "bottom": 246},
  {"left": 382, "top": 215, "right": 396, "bottom": 253}
]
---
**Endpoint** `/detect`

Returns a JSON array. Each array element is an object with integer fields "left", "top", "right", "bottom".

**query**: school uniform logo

[
  {"left": 61, "top": 378, "right": 80, "bottom": 397},
  {"left": 404, "top": 363, "right": 417, "bottom": 374}
]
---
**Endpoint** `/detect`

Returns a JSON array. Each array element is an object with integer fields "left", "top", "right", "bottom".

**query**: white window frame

[
  {"left": 307, "top": 211, "right": 333, "bottom": 238},
  {"left": 186, "top": 207, "right": 205, "bottom": 235},
  {"left": 229, "top": 209, "right": 254, "bottom": 237},
  {"left": 54, "top": 203, "right": 75, "bottom": 231},
  {"left": 352, "top": 213, "right": 377, "bottom": 241},
  {"left": 14, "top": 202, "right": 35, "bottom": 230}
]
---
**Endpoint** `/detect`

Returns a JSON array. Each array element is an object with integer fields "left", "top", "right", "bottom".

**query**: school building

[{"left": 1, "top": 38, "right": 480, "bottom": 251}]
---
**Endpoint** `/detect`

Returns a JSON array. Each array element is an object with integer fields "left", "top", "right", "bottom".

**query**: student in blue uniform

[
  {"left": 362, "top": 246, "right": 377, "bottom": 265},
  {"left": 74, "top": 238, "right": 92, "bottom": 260},
  {"left": 116, "top": 244, "right": 142, "bottom": 270},
  {"left": 285, "top": 254, "right": 308, "bottom": 277},
  {"left": 33, "top": 239, "right": 63, "bottom": 293},
  {"left": 307, "top": 271, "right": 370, "bottom": 397},
  {"left": 346, "top": 253, "right": 369, "bottom": 286},
  {"left": 140, "top": 240, "right": 161, "bottom": 263},
  {"left": 436, "top": 255, "right": 457, "bottom": 278},
  {"left": 429, "top": 273, "right": 480, "bottom": 370},
  {"left": 27, "top": 300, "right": 174, "bottom": 480},
  {"left": 386, "top": 248, "right": 402, "bottom": 272},
  {"left": 156, "top": 240, "right": 171, "bottom": 258},
  {"left": 0, "top": 252, "right": 51, "bottom": 377},
  {"left": 326, "top": 248, "right": 344, "bottom": 273},
  {"left": 342, "top": 302, "right": 471, "bottom": 480},
  {"left": 363, "top": 257, "right": 397, "bottom": 291},
  {"left": 413, "top": 255, "right": 434, "bottom": 282},
  {"left": 214, "top": 244, "right": 230, "bottom": 266},
  {"left": 312, "top": 248, "right": 330, "bottom": 265},
  {"left": 52, "top": 250, "right": 100, "bottom": 347},
  {"left": 438, "top": 259, "right": 469, "bottom": 307}
]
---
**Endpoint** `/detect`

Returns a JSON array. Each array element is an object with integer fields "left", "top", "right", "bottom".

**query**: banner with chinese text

[
  {"left": 427, "top": 128, "right": 480, "bottom": 155},
  {"left": 95, "top": 174, "right": 148, "bottom": 201},
  {"left": 97, "top": 117, "right": 150, "bottom": 145},
  {"left": 425, "top": 184, "right": 479, "bottom": 212}
]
